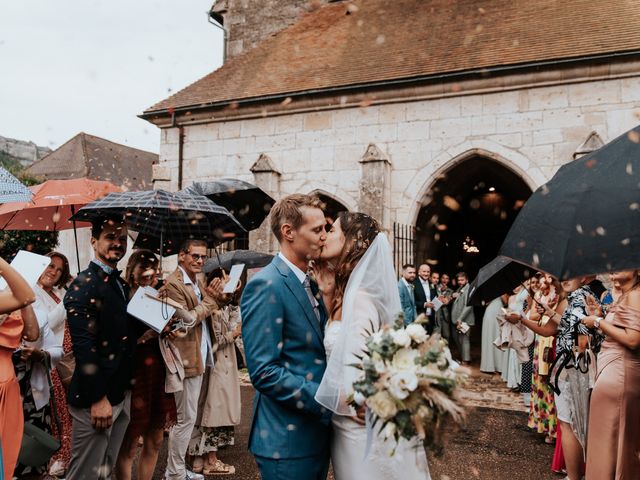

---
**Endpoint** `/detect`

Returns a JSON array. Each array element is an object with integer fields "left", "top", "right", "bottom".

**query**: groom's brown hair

[{"left": 270, "top": 193, "right": 324, "bottom": 241}]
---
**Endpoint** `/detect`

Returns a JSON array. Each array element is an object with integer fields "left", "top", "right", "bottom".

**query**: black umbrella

[
  {"left": 499, "top": 124, "right": 640, "bottom": 280},
  {"left": 467, "top": 255, "right": 538, "bottom": 305},
  {"left": 70, "top": 190, "right": 246, "bottom": 257},
  {"left": 182, "top": 178, "right": 275, "bottom": 231},
  {"left": 203, "top": 249, "right": 273, "bottom": 273}
]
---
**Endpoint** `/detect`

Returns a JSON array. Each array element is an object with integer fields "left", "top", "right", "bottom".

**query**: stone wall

[
  {"left": 155, "top": 76, "right": 640, "bottom": 229},
  {"left": 213, "top": 0, "right": 334, "bottom": 57}
]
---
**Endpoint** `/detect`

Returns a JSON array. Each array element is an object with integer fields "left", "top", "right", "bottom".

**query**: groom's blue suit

[{"left": 241, "top": 255, "right": 331, "bottom": 480}]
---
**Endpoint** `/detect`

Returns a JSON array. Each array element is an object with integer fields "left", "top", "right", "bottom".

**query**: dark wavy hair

[{"left": 330, "top": 212, "right": 381, "bottom": 318}]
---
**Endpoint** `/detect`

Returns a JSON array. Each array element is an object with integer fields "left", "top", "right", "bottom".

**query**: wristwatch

[{"left": 594, "top": 316, "right": 603, "bottom": 329}]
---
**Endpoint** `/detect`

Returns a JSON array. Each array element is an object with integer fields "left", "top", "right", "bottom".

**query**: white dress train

[{"left": 324, "top": 320, "right": 431, "bottom": 480}]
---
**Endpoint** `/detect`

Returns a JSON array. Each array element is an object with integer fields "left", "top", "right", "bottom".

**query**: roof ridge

[{"left": 142, "top": 0, "right": 640, "bottom": 116}]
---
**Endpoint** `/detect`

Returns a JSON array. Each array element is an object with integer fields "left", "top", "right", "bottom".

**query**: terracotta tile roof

[
  {"left": 27, "top": 133, "right": 157, "bottom": 191},
  {"left": 145, "top": 0, "right": 640, "bottom": 114}
]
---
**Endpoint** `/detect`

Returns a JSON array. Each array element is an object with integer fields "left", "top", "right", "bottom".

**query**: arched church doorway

[
  {"left": 314, "top": 192, "right": 349, "bottom": 223},
  {"left": 415, "top": 155, "right": 533, "bottom": 283}
]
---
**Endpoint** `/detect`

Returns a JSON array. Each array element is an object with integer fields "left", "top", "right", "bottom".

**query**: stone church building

[{"left": 142, "top": 0, "right": 640, "bottom": 275}]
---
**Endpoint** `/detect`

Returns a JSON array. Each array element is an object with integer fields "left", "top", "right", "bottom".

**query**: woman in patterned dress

[
  {"left": 115, "top": 250, "right": 177, "bottom": 480},
  {"left": 30, "top": 252, "right": 73, "bottom": 478},
  {"left": 187, "top": 268, "right": 241, "bottom": 476},
  {"left": 526, "top": 276, "right": 560, "bottom": 444}
]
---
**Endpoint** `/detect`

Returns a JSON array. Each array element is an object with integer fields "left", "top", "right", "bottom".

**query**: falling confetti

[{"left": 443, "top": 195, "right": 460, "bottom": 211}]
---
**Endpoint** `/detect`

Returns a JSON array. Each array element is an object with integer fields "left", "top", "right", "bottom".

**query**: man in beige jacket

[{"left": 163, "top": 239, "right": 225, "bottom": 480}]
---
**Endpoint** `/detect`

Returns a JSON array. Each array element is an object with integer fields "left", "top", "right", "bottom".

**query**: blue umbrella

[{"left": 0, "top": 166, "right": 33, "bottom": 204}]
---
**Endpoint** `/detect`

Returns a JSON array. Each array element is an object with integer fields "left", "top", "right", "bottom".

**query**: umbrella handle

[{"left": 71, "top": 205, "right": 81, "bottom": 275}]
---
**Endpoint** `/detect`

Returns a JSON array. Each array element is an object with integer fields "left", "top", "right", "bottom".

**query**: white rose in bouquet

[
  {"left": 372, "top": 352, "right": 387, "bottom": 374},
  {"left": 352, "top": 391, "right": 367, "bottom": 407},
  {"left": 371, "top": 330, "right": 384, "bottom": 345},
  {"left": 382, "top": 421, "right": 397, "bottom": 440},
  {"left": 405, "top": 323, "right": 428, "bottom": 343},
  {"left": 391, "top": 347, "right": 419, "bottom": 372},
  {"left": 368, "top": 391, "right": 398, "bottom": 420},
  {"left": 391, "top": 328, "right": 411, "bottom": 347},
  {"left": 388, "top": 371, "right": 419, "bottom": 400}
]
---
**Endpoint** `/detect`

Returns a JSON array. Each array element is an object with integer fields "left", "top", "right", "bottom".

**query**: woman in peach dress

[
  {"left": 582, "top": 269, "right": 640, "bottom": 479},
  {"left": 0, "top": 255, "right": 39, "bottom": 478}
]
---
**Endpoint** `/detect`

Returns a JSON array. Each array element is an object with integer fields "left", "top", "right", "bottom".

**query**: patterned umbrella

[
  {"left": 70, "top": 189, "right": 246, "bottom": 255},
  {"left": 182, "top": 178, "right": 275, "bottom": 231},
  {"left": 0, "top": 166, "right": 33, "bottom": 204}
]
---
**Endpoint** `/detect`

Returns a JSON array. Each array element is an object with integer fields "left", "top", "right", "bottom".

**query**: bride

[{"left": 314, "top": 212, "right": 431, "bottom": 480}]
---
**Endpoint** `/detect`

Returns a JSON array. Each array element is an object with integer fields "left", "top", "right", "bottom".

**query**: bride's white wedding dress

[
  {"left": 317, "top": 232, "right": 431, "bottom": 480},
  {"left": 324, "top": 320, "right": 431, "bottom": 480}
]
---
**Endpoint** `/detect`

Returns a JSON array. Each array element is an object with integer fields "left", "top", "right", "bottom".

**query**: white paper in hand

[
  {"left": 223, "top": 264, "right": 245, "bottom": 294},
  {"left": 0, "top": 250, "right": 51, "bottom": 290},
  {"left": 127, "top": 286, "right": 176, "bottom": 333},
  {"left": 431, "top": 297, "right": 443, "bottom": 312}
]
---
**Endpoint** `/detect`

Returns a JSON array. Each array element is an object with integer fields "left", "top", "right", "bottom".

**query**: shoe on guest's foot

[
  {"left": 191, "top": 456, "right": 204, "bottom": 474},
  {"left": 185, "top": 469, "right": 205, "bottom": 480},
  {"left": 203, "top": 459, "right": 236, "bottom": 475},
  {"left": 48, "top": 460, "right": 66, "bottom": 477}
]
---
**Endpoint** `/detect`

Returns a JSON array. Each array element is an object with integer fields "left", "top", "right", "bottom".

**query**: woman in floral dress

[{"left": 527, "top": 276, "right": 559, "bottom": 444}]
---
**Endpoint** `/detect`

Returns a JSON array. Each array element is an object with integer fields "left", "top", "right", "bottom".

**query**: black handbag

[{"left": 18, "top": 355, "right": 62, "bottom": 468}]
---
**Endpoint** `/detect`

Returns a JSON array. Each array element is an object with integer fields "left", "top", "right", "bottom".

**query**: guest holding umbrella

[
  {"left": 508, "top": 276, "right": 599, "bottom": 480},
  {"left": 582, "top": 270, "right": 640, "bottom": 478},
  {"left": 115, "top": 250, "right": 177, "bottom": 480}
]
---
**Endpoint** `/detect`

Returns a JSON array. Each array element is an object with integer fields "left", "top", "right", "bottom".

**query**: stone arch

[
  {"left": 404, "top": 140, "right": 545, "bottom": 225},
  {"left": 298, "top": 181, "right": 357, "bottom": 212},
  {"left": 307, "top": 188, "right": 352, "bottom": 222}
]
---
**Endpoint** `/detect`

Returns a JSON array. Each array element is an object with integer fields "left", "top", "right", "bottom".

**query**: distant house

[
  {"left": 142, "top": 0, "right": 640, "bottom": 273},
  {"left": 27, "top": 132, "right": 157, "bottom": 191},
  {"left": 26, "top": 132, "right": 158, "bottom": 272}
]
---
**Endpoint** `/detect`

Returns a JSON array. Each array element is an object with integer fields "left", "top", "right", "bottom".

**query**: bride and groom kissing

[{"left": 241, "top": 194, "right": 430, "bottom": 480}]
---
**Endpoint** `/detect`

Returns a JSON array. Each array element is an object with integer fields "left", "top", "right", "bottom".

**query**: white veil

[{"left": 315, "top": 232, "right": 402, "bottom": 415}]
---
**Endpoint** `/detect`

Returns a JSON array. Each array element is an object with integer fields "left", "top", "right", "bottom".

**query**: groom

[{"left": 241, "top": 194, "right": 331, "bottom": 480}]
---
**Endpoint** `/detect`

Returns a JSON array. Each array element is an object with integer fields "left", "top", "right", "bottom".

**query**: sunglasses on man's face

[{"left": 188, "top": 253, "right": 208, "bottom": 262}]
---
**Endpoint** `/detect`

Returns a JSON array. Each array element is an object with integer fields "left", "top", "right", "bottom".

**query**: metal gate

[{"left": 393, "top": 222, "right": 416, "bottom": 276}]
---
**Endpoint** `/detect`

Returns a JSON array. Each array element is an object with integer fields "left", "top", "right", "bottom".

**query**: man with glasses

[{"left": 164, "top": 239, "right": 226, "bottom": 480}]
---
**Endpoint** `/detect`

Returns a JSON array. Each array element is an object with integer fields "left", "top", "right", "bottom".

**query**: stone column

[
  {"left": 358, "top": 143, "right": 391, "bottom": 229},
  {"left": 250, "top": 153, "right": 281, "bottom": 254}
]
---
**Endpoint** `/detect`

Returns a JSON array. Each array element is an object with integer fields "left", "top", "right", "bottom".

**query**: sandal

[
  {"left": 203, "top": 459, "right": 236, "bottom": 475},
  {"left": 191, "top": 456, "right": 204, "bottom": 474}
]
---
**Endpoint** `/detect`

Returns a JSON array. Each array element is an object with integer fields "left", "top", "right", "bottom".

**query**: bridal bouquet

[{"left": 348, "top": 314, "right": 467, "bottom": 448}]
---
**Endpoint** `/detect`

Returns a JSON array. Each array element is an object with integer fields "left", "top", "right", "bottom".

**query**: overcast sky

[{"left": 0, "top": 0, "right": 223, "bottom": 153}]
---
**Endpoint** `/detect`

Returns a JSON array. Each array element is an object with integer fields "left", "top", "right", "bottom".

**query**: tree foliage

[{"left": 0, "top": 153, "right": 58, "bottom": 260}]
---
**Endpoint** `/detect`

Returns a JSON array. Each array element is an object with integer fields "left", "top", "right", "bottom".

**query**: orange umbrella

[
  {"left": 0, "top": 178, "right": 122, "bottom": 272},
  {"left": 0, "top": 178, "right": 121, "bottom": 231}
]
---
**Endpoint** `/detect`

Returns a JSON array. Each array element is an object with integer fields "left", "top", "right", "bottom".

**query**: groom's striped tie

[{"left": 303, "top": 275, "right": 321, "bottom": 323}]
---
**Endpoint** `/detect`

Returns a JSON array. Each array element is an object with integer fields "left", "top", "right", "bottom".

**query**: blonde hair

[{"left": 270, "top": 194, "right": 324, "bottom": 241}]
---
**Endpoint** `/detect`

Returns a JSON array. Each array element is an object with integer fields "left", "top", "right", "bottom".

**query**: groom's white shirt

[{"left": 278, "top": 252, "right": 306, "bottom": 284}]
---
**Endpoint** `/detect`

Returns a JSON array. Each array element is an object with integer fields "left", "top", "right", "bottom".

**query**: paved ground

[{"left": 143, "top": 366, "right": 563, "bottom": 480}]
